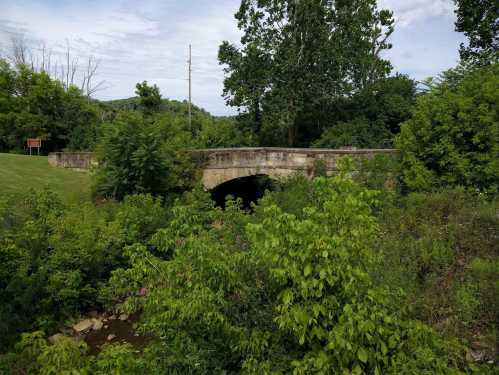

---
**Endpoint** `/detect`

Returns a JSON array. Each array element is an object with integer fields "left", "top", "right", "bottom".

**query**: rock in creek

[
  {"left": 107, "top": 334, "right": 116, "bottom": 341},
  {"left": 73, "top": 319, "right": 94, "bottom": 333},
  {"left": 92, "top": 318, "right": 103, "bottom": 330}
]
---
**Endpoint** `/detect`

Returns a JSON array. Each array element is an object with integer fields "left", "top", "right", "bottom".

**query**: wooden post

[
  {"left": 27, "top": 138, "right": 41, "bottom": 156},
  {"left": 188, "top": 44, "right": 192, "bottom": 131}
]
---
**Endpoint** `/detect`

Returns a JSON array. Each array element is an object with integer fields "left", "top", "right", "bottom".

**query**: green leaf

[
  {"left": 304, "top": 264, "right": 312, "bottom": 277},
  {"left": 357, "top": 347, "right": 368, "bottom": 363}
]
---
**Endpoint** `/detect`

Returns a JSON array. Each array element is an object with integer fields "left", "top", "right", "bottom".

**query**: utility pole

[{"left": 188, "top": 44, "right": 192, "bottom": 131}]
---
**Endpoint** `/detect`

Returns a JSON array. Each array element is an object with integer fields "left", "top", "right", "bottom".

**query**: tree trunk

[
  {"left": 254, "top": 98, "right": 262, "bottom": 133},
  {"left": 287, "top": 124, "right": 295, "bottom": 147}
]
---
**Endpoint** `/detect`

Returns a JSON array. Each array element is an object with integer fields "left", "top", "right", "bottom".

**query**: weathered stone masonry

[
  {"left": 48, "top": 152, "right": 97, "bottom": 170},
  {"left": 192, "top": 147, "right": 397, "bottom": 190},
  {"left": 49, "top": 148, "right": 397, "bottom": 189}
]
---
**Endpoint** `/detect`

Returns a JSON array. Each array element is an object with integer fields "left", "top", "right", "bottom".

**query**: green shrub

[
  {"left": 104, "top": 174, "right": 468, "bottom": 373},
  {"left": 0, "top": 189, "right": 175, "bottom": 352},
  {"left": 313, "top": 117, "right": 393, "bottom": 149},
  {"left": 455, "top": 286, "right": 480, "bottom": 326},
  {"left": 373, "top": 188, "right": 499, "bottom": 361},
  {"left": 112, "top": 194, "right": 168, "bottom": 244},
  {"left": 0, "top": 331, "right": 90, "bottom": 374},
  {"left": 37, "top": 336, "right": 89, "bottom": 375},
  {"left": 93, "top": 343, "right": 147, "bottom": 374},
  {"left": 93, "top": 112, "right": 173, "bottom": 200},
  {"left": 396, "top": 64, "right": 499, "bottom": 193},
  {"left": 461, "top": 258, "right": 499, "bottom": 331}
]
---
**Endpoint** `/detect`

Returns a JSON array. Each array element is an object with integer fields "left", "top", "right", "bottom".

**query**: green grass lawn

[{"left": 0, "top": 153, "right": 91, "bottom": 203}]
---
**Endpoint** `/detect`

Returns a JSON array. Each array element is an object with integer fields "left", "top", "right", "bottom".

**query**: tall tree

[
  {"left": 135, "top": 81, "right": 162, "bottom": 113},
  {"left": 0, "top": 59, "right": 100, "bottom": 152},
  {"left": 218, "top": 42, "right": 270, "bottom": 134},
  {"left": 219, "top": 0, "right": 394, "bottom": 146},
  {"left": 454, "top": 0, "right": 499, "bottom": 64}
]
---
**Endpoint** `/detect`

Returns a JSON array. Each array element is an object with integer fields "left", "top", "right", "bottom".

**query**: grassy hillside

[
  {"left": 103, "top": 97, "right": 212, "bottom": 117},
  {"left": 0, "top": 153, "right": 91, "bottom": 203}
]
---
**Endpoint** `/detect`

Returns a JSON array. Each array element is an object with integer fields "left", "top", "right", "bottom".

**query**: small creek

[{"left": 84, "top": 313, "right": 152, "bottom": 355}]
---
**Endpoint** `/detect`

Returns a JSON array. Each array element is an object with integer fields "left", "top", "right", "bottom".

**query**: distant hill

[{"left": 102, "top": 97, "right": 215, "bottom": 118}]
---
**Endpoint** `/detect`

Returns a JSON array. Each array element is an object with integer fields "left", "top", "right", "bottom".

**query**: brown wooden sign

[
  {"left": 27, "top": 138, "right": 41, "bottom": 148},
  {"left": 27, "top": 138, "right": 41, "bottom": 155}
]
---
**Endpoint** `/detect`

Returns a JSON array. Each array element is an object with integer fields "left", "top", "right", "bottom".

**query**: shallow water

[{"left": 84, "top": 313, "right": 152, "bottom": 354}]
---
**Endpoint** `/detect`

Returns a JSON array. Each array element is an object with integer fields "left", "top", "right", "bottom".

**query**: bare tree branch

[
  {"left": 10, "top": 35, "right": 28, "bottom": 66},
  {"left": 8, "top": 35, "right": 107, "bottom": 98},
  {"left": 83, "top": 56, "right": 106, "bottom": 99},
  {"left": 65, "top": 39, "right": 70, "bottom": 89},
  {"left": 70, "top": 56, "right": 78, "bottom": 86}
]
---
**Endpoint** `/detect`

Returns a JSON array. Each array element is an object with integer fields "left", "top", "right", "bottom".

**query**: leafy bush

[
  {"left": 112, "top": 194, "right": 168, "bottom": 244},
  {"left": 313, "top": 117, "right": 392, "bottom": 149},
  {"left": 396, "top": 64, "right": 499, "bottom": 193},
  {"left": 93, "top": 112, "right": 173, "bottom": 200},
  {"left": 0, "top": 331, "right": 89, "bottom": 374},
  {"left": 103, "top": 174, "right": 468, "bottom": 374},
  {"left": 93, "top": 343, "right": 147, "bottom": 374},
  {"left": 0, "top": 190, "right": 172, "bottom": 352},
  {"left": 373, "top": 188, "right": 499, "bottom": 359},
  {"left": 466, "top": 259, "right": 499, "bottom": 320}
]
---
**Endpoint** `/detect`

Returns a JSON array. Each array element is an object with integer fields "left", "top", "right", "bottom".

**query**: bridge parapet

[
  {"left": 193, "top": 147, "right": 397, "bottom": 190},
  {"left": 47, "top": 148, "right": 398, "bottom": 189}
]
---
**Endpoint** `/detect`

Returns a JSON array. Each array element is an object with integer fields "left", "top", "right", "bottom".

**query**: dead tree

[
  {"left": 8, "top": 35, "right": 107, "bottom": 99},
  {"left": 10, "top": 34, "right": 28, "bottom": 66},
  {"left": 81, "top": 56, "right": 106, "bottom": 101}
]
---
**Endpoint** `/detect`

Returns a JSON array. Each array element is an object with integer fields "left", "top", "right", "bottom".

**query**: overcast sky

[{"left": 0, "top": 0, "right": 465, "bottom": 115}]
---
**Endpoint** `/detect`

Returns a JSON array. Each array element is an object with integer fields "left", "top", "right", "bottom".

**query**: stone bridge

[
  {"left": 48, "top": 148, "right": 397, "bottom": 190},
  {"left": 192, "top": 147, "right": 397, "bottom": 190}
]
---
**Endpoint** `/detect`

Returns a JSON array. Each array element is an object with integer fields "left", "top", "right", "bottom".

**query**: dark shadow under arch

[{"left": 210, "top": 174, "right": 276, "bottom": 209}]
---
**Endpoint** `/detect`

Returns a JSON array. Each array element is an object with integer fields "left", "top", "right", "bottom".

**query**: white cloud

[
  {"left": 1, "top": 1, "right": 160, "bottom": 47},
  {"left": 379, "top": 0, "right": 455, "bottom": 27}
]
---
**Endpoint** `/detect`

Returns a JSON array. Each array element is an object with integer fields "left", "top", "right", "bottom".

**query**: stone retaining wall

[{"left": 48, "top": 152, "right": 96, "bottom": 170}]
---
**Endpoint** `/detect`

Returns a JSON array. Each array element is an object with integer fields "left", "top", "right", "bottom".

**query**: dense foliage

[
  {"left": 3, "top": 168, "right": 497, "bottom": 373},
  {"left": 219, "top": 0, "right": 398, "bottom": 147},
  {"left": 396, "top": 63, "right": 499, "bottom": 193},
  {"left": 91, "top": 85, "right": 248, "bottom": 201},
  {"left": 1, "top": 1, "right": 498, "bottom": 373},
  {"left": 375, "top": 189, "right": 499, "bottom": 356},
  {"left": 93, "top": 112, "right": 177, "bottom": 200},
  {"left": 0, "top": 190, "right": 166, "bottom": 351},
  {"left": 0, "top": 59, "right": 100, "bottom": 153},
  {"left": 454, "top": 0, "right": 498, "bottom": 64}
]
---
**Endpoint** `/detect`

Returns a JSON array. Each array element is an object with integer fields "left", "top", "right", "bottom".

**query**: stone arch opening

[{"left": 210, "top": 174, "right": 276, "bottom": 209}]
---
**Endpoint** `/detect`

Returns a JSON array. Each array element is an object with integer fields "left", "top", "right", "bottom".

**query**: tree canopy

[
  {"left": 454, "top": 0, "right": 499, "bottom": 64},
  {"left": 219, "top": 0, "right": 395, "bottom": 146},
  {"left": 135, "top": 81, "right": 162, "bottom": 113},
  {"left": 0, "top": 60, "right": 100, "bottom": 152}
]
